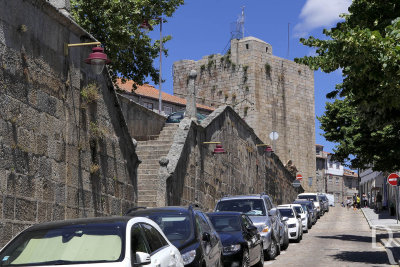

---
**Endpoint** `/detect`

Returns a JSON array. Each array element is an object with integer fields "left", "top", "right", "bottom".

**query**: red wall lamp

[
  {"left": 256, "top": 144, "right": 274, "bottom": 153},
  {"left": 203, "top": 142, "right": 226, "bottom": 154},
  {"left": 64, "top": 42, "right": 111, "bottom": 75}
]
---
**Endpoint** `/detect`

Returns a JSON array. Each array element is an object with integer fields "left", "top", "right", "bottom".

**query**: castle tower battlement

[{"left": 173, "top": 37, "right": 316, "bottom": 191}]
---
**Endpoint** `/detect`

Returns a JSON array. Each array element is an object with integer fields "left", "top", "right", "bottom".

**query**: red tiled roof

[
  {"left": 116, "top": 79, "right": 215, "bottom": 111},
  {"left": 344, "top": 169, "right": 358, "bottom": 177}
]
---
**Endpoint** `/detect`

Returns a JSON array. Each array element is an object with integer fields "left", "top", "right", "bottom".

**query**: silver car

[{"left": 215, "top": 194, "right": 280, "bottom": 260}]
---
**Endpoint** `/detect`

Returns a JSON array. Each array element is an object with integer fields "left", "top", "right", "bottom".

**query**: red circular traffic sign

[
  {"left": 388, "top": 173, "right": 399, "bottom": 186},
  {"left": 296, "top": 174, "right": 303, "bottom": 180}
]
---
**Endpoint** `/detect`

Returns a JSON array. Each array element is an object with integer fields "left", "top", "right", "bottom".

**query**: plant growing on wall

[
  {"left": 90, "top": 163, "right": 100, "bottom": 174},
  {"left": 89, "top": 121, "right": 106, "bottom": 140},
  {"left": 244, "top": 106, "right": 249, "bottom": 116},
  {"left": 81, "top": 83, "right": 100, "bottom": 104},
  {"left": 242, "top": 65, "right": 248, "bottom": 83},
  {"left": 265, "top": 62, "right": 271, "bottom": 78}
]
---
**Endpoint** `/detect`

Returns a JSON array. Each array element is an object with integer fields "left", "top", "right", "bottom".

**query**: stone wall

[
  {"left": 0, "top": 0, "right": 138, "bottom": 245},
  {"left": 157, "top": 106, "right": 303, "bottom": 211},
  {"left": 173, "top": 37, "right": 316, "bottom": 192},
  {"left": 118, "top": 94, "right": 166, "bottom": 141}
]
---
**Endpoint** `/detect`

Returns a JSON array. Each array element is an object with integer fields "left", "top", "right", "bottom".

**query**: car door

[
  {"left": 196, "top": 212, "right": 220, "bottom": 266},
  {"left": 242, "top": 215, "right": 259, "bottom": 264},
  {"left": 140, "top": 223, "right": 178, "bottom": 267}
]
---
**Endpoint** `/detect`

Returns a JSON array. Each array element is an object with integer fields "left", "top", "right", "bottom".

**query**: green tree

[
  {"left": 70, "top": 0, "right": 184, "bottom": 88},
  {"left": 295, "top": 0, "right": 400, "bottom": 171}
]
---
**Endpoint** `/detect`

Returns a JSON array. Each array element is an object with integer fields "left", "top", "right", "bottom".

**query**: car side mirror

[
  {"left": 133, "top": 252, "right": 151, "bottom": 266},
  {"left": 268, "top": 208, "right": 277, "bottom": 217},
  {"left": 296, "top": 215, "right": 301, "bottom": 219},
  {"left": 247, "top": 225, "right": 258, "bottom": 235},
  {"left": 202, "top": 232, "right": 211, "bottom": 242},
  {"left": 282, "top": 217, "right": 288, "bottom": 222}
]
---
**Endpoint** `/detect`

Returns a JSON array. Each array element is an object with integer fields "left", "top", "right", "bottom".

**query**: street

[{"left": 266, "top": 206, "right": 392, "bottom": 266}]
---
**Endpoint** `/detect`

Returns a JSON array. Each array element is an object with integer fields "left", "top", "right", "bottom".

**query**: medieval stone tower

[{"left": 173, "top": 37, "right": 316, "bottom": 192}]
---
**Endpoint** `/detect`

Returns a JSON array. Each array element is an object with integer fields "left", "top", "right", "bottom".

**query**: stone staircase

[{"left": 135, "top": 123, "right": 179, "bottom": 207}]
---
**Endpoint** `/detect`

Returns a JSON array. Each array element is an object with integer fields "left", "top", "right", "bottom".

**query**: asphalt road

[{"left": 265, "top": 205, "right": 394, "bottom": 267}]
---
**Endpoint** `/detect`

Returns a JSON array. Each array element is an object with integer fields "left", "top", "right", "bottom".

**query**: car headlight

[
  {"left": 288, "top": 224, "right": 296, "bottom": 228},
  {"left": 261, "top": 226, "right": 269, "bottom": 233},
  {"left": 223, "top": 244, "right": 241, "bottom": 254},
  {"left": 181, "top": 250, "right": 196, "bottom": 265}
]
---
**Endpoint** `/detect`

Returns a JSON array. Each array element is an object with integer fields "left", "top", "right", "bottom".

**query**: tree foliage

[
  {"left": 70, "top": 0, "right": 184, "bottom": 88},
  {"left": 295, "top": 0, "right": 400, "bottom": 171}
]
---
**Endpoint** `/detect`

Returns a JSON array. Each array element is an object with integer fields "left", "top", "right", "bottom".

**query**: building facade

[{"left": 173, "top": 37, "right": 316, "bottom": 191}]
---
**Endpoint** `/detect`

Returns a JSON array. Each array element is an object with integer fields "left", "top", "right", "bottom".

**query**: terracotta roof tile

[{"left": 116, "top": 79, "right": 214, "bottom": 111}]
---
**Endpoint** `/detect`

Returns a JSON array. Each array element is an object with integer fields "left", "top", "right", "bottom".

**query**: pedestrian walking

[
  {"left": 356, "top": 195, "right": 361, "bottom": 209},
  {"left": 376, "top": 192, "right": 382, "bottom": 212},
  {"left": 362, "top": 193, "right": 368, "bottom": 207},
  {"left": 353, "top": 193, "right": 357, "bottom": 210},
  {"left": 346, "top": 198, "right": 351, "bottom": 210}
]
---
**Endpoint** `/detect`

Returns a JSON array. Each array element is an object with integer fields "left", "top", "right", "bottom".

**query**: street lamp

[
  {"left": 203, "top": 142, "right": 226, "bottom": 154},
  {"left": 64, "top": 42, "right": 110, "bottom": 74},
  {"left": 140, "top": 18, "right": 163, "bottom": 115}
]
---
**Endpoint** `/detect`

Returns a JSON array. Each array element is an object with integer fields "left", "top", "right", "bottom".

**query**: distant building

[
  {"left": 359, "top": 169, "right": 388, "bottom": 208},
  {"left": 316, "top": 145, "right": 358, "bottom": 203},
  {"left": 116, "top": 79, "right": 214, "bottom": 116}
]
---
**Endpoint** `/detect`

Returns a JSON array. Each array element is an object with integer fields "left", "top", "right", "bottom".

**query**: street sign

[
  {"left": 388, "top": 173, "right": 399, "bottom": 186},
  {"left": 296, "top": 174, "right": 303, "bottom": 180},
  {"left": 292, "top": 180, "right": 301, "bottom": 188}
]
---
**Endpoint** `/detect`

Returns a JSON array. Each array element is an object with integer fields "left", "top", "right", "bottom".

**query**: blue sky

[{"left": 146, "top": 0, "right": 351, "bottom": 154}]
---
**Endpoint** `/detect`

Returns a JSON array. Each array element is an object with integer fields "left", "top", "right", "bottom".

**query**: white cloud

[{"left": 294, "top": 0, "right": 351, "bottom": 36}]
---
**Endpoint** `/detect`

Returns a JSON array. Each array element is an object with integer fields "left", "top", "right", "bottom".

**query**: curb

[{"left": 361, "top": 208, "right": 373, "bottom": 229}]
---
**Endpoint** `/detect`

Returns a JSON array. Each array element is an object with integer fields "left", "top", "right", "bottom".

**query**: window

[
  {"left": 308, "top": 177, "right": 313, "bottom": 187},
  {"left": 141, "top": 223, "right": 168, "bottom": 253},
  {"left": 336, "top": 177, "right": 339, "bottom": 184},
  {"left": 328, "top": 176, "right": 333, "bottom": 183},
  {"left": 163, "top": 106, "right": 173, "bottom": 115},
  {"left": 336, "top": 163, "right": 340, "bottom": 169},
  {"left": 246, "top": 44, "right": 249, "bottom": 49},
  {"left": 131, "top": 224, "right": 149, "bottom": 256},
  {"left": 266, "top": 47, "right": 268, "bottom": 53},
  {"left": 143, "top": 102, "right": 153, "bottom": 110},
  {"left": 329, "top": 163, "right": 333, "bottom": 168}
]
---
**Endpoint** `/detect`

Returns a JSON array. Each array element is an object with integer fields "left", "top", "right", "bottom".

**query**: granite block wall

[
  {"left": 0, "top": 0, "right": 138, "bottom": 246},
  {"left": 158, "top": 106, "right": 303, "bottom": 211},
  {"left": 173, "top": 37, "right": 316, "bottom": 192}
]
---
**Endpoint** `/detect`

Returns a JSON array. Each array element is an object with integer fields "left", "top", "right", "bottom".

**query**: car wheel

[
  {"left": 255, "top": 246, "right": 264, "bottom": 267},
  {"left": 241, "top": 249, "right": 250, "bottom": 267},
  {"left": 295, "top": 231, "right": 301, "bottom": 243},
  {"left": 281, "top": 232, "right": 289, "bottom": 250},
  {"left": 266, "top": 237, "right": 278, "bottom": 260}
]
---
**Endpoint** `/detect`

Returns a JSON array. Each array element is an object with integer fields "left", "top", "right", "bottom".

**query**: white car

[
  {"left": 280, "top": 204, "right": 308, "bottom": 233},
  {"left": 0, "top": 216, "right": 184, "bottom": 267},
  {"left": 297, "top": 193, "right": 323, "bottom": 218},
  {"left": 277, "top": 206, "right": 303, "bottom": 243}
]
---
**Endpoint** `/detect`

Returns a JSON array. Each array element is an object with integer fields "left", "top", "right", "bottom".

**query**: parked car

[
  {"left": 293, "top": 199, "right": 317, "bottom": 226},
  {"left": 166, "top": 110, "right": 207, "bottom": 123},
  {"left": 280, "top": 204, "right": 308, "bottom": 233},
  {"left": 0, "top": 216, "right": 184, "bottom": 267},
  {"left": 275, "top": 209, "right": 290, "bottom": 250},
  {"left": 207, "top": 212, "right": 264, "bottom": 267},
  {"left": 215, "top": 194, "right": 280, "bottom": 260},
  {"left": 277, "top": 206, "right": 303, "bottom": 243},
  {"left": 126, "top": 206, "right": 223, "bottom": 266},
  {"left": 297, "top": 193, "right": 324, "bottom": 218},
  {"left": 318, "top": 193, "right": 330, "bottom": 212}
]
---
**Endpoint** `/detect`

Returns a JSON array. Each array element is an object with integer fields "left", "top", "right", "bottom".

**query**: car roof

[
  {"left": 219, "top": 194, "right": 269, "bottom": 200},
  {"left": 298, "top": 193, "right": 318, "bottom": 196},
  {"left": 207, "top": 211, "right": 243, "bottom": 216},
  {"left": 27, "top": 216, "right": 132, "bottom": 231},
  {"left": 293, "top": 199, "right": 313, "bottom": 203},
  {"left": 280, "top": 204, "right": 301, "bottom": 208},
  {"left": 126, "top": 206, "right": 194, "bottom": 216},
  {"left": 277, "top": 206, "right": 293, "bottom": 210}
]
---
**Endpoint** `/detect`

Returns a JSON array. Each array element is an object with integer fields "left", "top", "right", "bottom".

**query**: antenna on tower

[{"left": 230, "top": 6, "right": 245, "bottom": 40}]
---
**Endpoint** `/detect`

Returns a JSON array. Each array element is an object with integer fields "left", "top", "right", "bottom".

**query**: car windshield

[
  {"left": 0, "top": 223, "right": 125, "bottom": 266},
  {"left": 143, "top": 214, "right": 192, "bottom": 247},
  {"left": 208, "top": 215, "right": 241, "bottom": 232},
  {"left": 300, "top": 204, "right": 308, "bottom": 212},
  {"left": 294, "top": 206, "right": 303, "bottom": 214},
  {"left": 216, "top": 199, "right": 266, "bottom": 216},
  {"left": 298, "top": 195, "right": 317, "bottom": 201},
  {"left": 278, "top": 209, "right": 294, "bottom": 218}
]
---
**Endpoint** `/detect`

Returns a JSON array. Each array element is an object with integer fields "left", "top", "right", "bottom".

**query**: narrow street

[{"left": 267, "top": 206, "right": 392, "bottom": 266}]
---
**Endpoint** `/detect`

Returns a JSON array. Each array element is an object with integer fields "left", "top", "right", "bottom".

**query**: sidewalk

[{"left": 361, "top": 207, "right": 400, "bottom": 265}]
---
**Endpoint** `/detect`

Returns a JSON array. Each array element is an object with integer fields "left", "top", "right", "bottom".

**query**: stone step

[
  {"left": 139, "top": 140, "right": 174, "bottom": 145},
  {"left": 136, "top": 144, "right": 172, "bottom": 151},
  {"left": 137, "top": 174, "right": 158, "bottom": 180},
  {"left": 138, "top": 195, "right": 157, "bottom": 201},
  {"left": 138, "top": 163, "right": 159, "bottom": 169},
  {"left": 136, "top": 189, "right": 158, "bottom": 196},
  {"left": 137, "top": 201, "right": 157, "bottom": 207},
  {"left": 138, "top": 169, "right": 159, "bottom": 175},
  {"left": 136, "top": 151, "right": 170, "bottom": 158},
  {"left": 137, "top": 183, "right": 159, "bottom": 190},
  {"left": 139, "top": 159, "right": 159, "bottom": 165}
]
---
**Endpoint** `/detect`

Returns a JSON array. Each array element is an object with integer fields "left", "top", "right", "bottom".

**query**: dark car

[
  {"left": 275, "top": 209, "right": 289, "bottom": 250},
  {"left": 126, "top": 206, "right": 223, "bottom": 266},
  {"left": 207, "top": 212, "right": 264, "bottom": 267},
  {"left": 293, "top": 199, "right": 317, "bottom": 226},
  {"left": 166, "top": 111, "right": 207, "bottom": 123}
]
